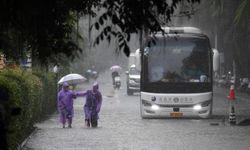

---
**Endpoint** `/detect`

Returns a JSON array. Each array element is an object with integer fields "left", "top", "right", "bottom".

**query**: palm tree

[
  {"left": 234, "top": 0, "right": 250, "bottom": 26},
  {"left": 234, "top": 0, "right": 250, "bottom": 78}
]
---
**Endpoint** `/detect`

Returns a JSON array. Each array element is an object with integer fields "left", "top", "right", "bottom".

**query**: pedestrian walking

[
  {"left": 57, "top": 82, "right": 85, "bottom": 128},
  {"left": 84, "top": 82, "right": 102, "bottom": 127}
]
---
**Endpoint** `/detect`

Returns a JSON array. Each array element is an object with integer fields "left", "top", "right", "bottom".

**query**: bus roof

[{"left": 161, "top": 27, "right": 202, "bottom": 34}]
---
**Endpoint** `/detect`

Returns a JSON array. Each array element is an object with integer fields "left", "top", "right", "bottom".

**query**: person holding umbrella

[{"left": 57, "top": 82, "right": 86, "bottom": 128}]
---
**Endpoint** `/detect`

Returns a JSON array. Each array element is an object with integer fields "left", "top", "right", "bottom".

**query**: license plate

[
  {"left": 114, "top": 77, "right": 120, "bottom": 81},
  {"left": 170, "top": 112, "right": 183, "bottom": 117}
]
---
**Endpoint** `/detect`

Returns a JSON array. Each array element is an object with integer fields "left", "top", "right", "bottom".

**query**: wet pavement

[{"left": 23, "top": 72, "right": 250, "bottom": 150}]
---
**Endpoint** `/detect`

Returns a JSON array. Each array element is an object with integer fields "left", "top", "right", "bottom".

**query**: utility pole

[{"left": 215, "top": 33, "right": 219, "bottom": 78}]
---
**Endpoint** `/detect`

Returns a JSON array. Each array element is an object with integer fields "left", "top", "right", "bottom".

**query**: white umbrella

[
  {"left": 58, "top": 73, "right": 86, "bottom": 85},
  {"left": 110, "top": 65, "right": 122, "bottom": 71}
]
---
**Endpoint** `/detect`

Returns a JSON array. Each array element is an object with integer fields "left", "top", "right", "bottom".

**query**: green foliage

[
  {"left": 93, "top": 0, "right": 200, "bottom": 56},
  {"left": 0, "top": 0, "right": 200, "bottom": 63},
  {"left": 0, "top": 0, "right": 101, "bottom": 64},
  {"left": 209, "top": 0, "right": 224, "bottom": 18},
  {"left": 0, "top": 68, "right": 56, "bottom": 149},
  {"left": 32, "top": 71, "right": 57, "bottom": 116},
  {"left": 234, "top": 0, "right": 250, "bottom": 27}
]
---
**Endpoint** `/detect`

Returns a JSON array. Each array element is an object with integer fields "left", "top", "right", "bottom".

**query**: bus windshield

[{"left": 147, "top": 36, "right": 211, "bottom": 83}]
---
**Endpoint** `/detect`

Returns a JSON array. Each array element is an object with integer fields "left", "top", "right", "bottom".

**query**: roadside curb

[{"left": 17, "top": 127, "right": 38, "bottom": 150}]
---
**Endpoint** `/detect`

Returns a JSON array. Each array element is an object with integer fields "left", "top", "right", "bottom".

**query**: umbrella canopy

[
  {"left": 110, "top": 65, "right": 122, "bottom": 71},
  {"left": 58, "top": 73, "right": 86, "bottom": 85}
]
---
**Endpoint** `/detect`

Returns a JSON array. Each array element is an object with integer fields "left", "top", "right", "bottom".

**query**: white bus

[{"left": 138, "top": 27, "right": 219, "bottom": 118}]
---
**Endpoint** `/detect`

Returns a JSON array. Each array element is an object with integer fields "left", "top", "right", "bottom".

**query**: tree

[
  {"left": 234, "top": 0, "right": 250, "bottom": 26},
  {"left": 0, "top": 0, "right": 200, "bottom": 65},
  {"left": 0, "top": 0, "right": 101, "bottom": 66},
  {"left": 234, "top": 0, "right": 250, "bottom": 78},
  {"left": 93, "top": 0, "right": 200, "bottom": 56}
]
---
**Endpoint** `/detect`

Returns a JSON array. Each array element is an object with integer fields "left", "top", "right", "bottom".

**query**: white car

[{"left": 126, "top": 66, "right": 140, "bottom": 95}]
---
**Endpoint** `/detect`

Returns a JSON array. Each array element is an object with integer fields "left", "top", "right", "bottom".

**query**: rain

[{"left": 1, "top": 1, "right": 250, "bottom": 150}]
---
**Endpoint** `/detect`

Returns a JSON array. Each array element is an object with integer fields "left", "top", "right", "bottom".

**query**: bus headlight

[
  {"left": 151, "top": 104, "right": 159, "bottom": 110},
  {"left": 193, "top": 104, "right": 202, "bottom": 111}
]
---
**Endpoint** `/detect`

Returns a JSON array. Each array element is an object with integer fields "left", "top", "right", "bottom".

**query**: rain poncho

[
  {"left": 57, "top": 82, "right": 85, "bottom": 124},
  {"left": 84, "top": 82, "right": 102, "bottom": 121}
]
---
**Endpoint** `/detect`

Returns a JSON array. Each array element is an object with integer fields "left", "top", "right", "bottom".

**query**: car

[{"left": 126, "top": 65, "right": 140, "bottom": 95}]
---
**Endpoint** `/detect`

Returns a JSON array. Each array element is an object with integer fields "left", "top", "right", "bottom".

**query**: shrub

[
  {"left": 32, "top": 71, "right": 57, "bottom": 117},
  {"left": 0, "top": 68, "right": 57, "bottom": 149}
]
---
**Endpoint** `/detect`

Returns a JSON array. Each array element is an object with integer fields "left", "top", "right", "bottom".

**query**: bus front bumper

[{"left": 141, "top": 102, "right": 211, "bottom": 118}]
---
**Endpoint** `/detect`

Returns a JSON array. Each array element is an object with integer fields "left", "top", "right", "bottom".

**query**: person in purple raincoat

[
  {"left": 57, "top": 82, "right": 85, "bottom": 128},
  {"left": 84, "top": 82, "right": 102, "bottom": 127}
]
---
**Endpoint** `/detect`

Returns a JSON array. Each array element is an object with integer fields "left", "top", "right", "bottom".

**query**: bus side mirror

[
  {"left": 135, "top": 49, "right": 141, "bottom": 71},
  {"left": 213, "top": 48, "right": 219, "bottom": 72}
]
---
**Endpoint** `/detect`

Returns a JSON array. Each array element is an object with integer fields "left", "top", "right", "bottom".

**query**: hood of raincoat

[
  {"left": 62, "top": 82, "right": 69, "bottom": 91},
  {"left": 93, "top": 82, "right": 99, "bottom": 93}
]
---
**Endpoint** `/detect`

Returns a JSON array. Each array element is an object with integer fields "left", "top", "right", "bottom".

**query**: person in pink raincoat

[{"left": 57, "top": 82, "right": 85, "bottom": 128}]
